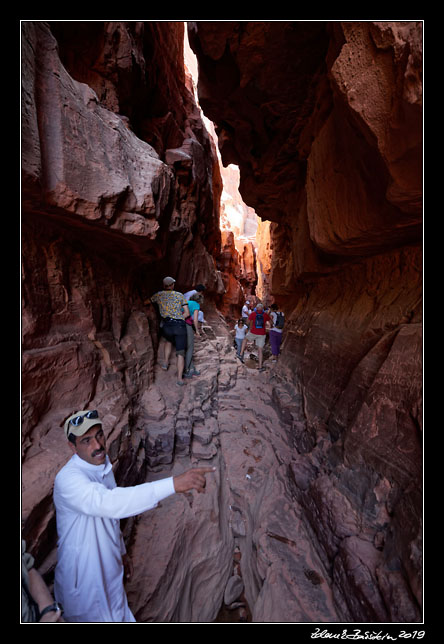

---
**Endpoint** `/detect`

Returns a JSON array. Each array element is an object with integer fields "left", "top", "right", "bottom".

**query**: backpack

[
  {"left": 275, "top": 312, "right": 285, "bottom": 329},
  {"left": 254, "top": 312, "right": 264, "bottom": 329}
]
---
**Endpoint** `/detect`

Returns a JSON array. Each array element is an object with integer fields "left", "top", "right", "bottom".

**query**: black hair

[
  {"left": 68, "top": 433, "right": 77, "bottom": 445},
  {"left": 196, "top": 284, "right": 205, "bottom": 291}
]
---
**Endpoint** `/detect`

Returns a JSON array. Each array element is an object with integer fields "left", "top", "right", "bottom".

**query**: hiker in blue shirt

[{"left": 184, "top": 293, "right": 202, "bottom": 378}]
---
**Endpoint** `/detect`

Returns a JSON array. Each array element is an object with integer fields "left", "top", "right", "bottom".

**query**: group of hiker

[
  {"left": 146, "top": 277, "right": 285, "bottom": 381},
  {"left": 144, "top": 277, "right": 206, "bottom": 386},
  {"left": 147, "top": 277, "right": 285, "bottom": 380},
  {"left": 234, "top": 299, "right": 284, "bottom": 371}
]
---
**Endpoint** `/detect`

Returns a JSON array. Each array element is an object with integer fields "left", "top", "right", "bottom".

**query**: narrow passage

[{"left": 124, "top": 306, "right": 340, "bottom": 623}]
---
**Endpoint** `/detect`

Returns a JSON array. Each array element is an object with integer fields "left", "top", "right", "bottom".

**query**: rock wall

[
  {"left": 189, "top": 21, "right": 422, "bottom": 622},
  {"left": 217, "top": 230, "right": 257, "bottom": 320},
  {"left": 21, "top": 20, "right": 423, "bottom": 624},
  {"left": 21, "top": 21, "right": 224, "bottom": 560},
  {"left": 218, "top": 163, "right": 258, "bottom": 319}
]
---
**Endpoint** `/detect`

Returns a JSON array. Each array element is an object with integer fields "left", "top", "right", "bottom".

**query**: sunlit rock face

[
  {"left": 218, "top": 164, "right": 258, "bottom": 317},
  {"left": 189, "top": 20, "right": 422, "bottom": 622},
  {"left": 220, "top": 163, "right": 258, "bottom": 240}
]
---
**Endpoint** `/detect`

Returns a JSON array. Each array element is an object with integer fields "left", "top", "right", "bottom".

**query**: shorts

[
  {"left": 161, "top": 318, "right": 187, "bottom": 355},
  {"left": 246, "top": 331, "right": 266, "bottom": 348}
]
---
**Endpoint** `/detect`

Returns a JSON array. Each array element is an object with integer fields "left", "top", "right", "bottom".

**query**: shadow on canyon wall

[{"left": 21, "top": 21, "right": 422, "bottom": 623}]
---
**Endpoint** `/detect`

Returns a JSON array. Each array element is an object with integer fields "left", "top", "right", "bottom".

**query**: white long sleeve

[
  {"left": 54, "top": 454, "right": 175, "bottom": 519},
  {"left": 53, "top": 454, "right": 176, "bottom": 622}
]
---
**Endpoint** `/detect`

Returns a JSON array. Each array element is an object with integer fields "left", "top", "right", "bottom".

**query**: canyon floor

[{"left": 122, "top": 307, "right": 343, "bottom": 623}]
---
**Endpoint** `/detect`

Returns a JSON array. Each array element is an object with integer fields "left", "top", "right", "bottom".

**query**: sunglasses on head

[{"left": 69, "top": 410, "right": 99, "bottom": 427}]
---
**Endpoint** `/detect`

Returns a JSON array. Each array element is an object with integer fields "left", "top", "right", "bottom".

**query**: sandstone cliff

[
  {"left": 21, "top": 20, "right": 422, "bottom": 624},
  {"left": 189, "top": 22, "right": 422, "bottom": 621},
  {"left": 189, "top": 20, "right": 422, "bottom": 622},
  {"left": 21, "top": 19, "right": 223, "bottom": 556}
]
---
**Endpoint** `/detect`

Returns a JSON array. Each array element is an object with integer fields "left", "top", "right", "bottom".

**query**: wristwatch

[{"left": 39, "top": 602, "right": 63, "bottom": 618}]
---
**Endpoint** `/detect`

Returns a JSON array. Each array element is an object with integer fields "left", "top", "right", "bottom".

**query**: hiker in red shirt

[{"left": 238, "top": 302, "right": 271, "bottom": 371}]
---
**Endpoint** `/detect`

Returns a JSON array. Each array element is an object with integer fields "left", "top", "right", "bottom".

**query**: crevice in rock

[{"left": 21, "top": 20, "right": 422, "bottom": 624}]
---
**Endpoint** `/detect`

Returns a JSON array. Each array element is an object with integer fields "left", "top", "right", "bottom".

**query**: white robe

[{"left": 53, "top": 454, "right": 175, "bottom": 622}]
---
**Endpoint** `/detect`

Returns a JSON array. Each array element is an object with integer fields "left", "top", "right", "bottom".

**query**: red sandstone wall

[
  {"left": 21, "top": 20, "right": 423, "bottom": 623},
  {"left": 189, "top": 20, "right": 422, "bottom": 621},
  {"left": 21, "top": 21, "right": 224, "bottom": 558}
]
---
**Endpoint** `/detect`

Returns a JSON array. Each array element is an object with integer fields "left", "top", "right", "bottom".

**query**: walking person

[
  {"left": 269, "top": 304, "right": 285, "bottom": 362},
  {"left": 53, "top": 409, "right": 215, "bottom": 622},
  {"left": 239, "top": 302, "right": 271, "bottom": 371},
  {"left": 184, "top": 293, "right": 202, "bottom": 378},
  {"left": 234, "top": 318, "right": 248, "bottom": 360},
  {"left": 183, "top": 284, "right": 206, "bottom": 300},
  {"left": 146, "top": 277, "right": 189, "bottom": 386}
]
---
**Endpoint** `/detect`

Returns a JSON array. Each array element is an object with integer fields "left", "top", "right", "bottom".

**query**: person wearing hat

[
  {"left": 53, "top": 409, "right": 215, "bottom": 622},
  {"left": 146, "top": 277, "right": 190, "bottom": 385}
]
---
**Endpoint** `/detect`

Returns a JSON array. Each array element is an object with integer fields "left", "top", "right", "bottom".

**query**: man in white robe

[{"left": 53, "top": 410, "right": 214, "bottom": 622}]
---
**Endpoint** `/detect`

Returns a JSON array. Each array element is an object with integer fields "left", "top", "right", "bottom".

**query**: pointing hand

[{"left": 173, "top": 467, "right": 216, "bottom": 493}]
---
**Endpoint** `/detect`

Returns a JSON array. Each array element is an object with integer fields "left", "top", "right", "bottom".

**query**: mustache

[{"left": 92, "top": 447, "right": 105, "bottom": 457}]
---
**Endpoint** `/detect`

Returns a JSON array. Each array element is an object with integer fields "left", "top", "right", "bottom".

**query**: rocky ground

[{"left": 123, "top": 308, "right": 345, "bottom": 623}]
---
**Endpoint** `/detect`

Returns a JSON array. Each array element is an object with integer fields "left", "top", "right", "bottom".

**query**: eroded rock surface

[
  {"left": 21, "top": 20, "right": 224, "bottom": 559},
  {"left": 189, "top": 20, "right": 422, "bottom": 622},
  {"left": 124, "top": 310, "right": 341, "bottom": 622},
  {"left": 21, "top": 20, "right": 422, "bottom": 623}
]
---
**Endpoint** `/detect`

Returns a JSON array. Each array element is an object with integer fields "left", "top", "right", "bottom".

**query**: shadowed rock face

[
  {"left": 189, "top": 20, "right": 422, "bottom": 622},
  {"left": 21, "top": 21, "right": 422, "bottom": 623},
  {"left": 21, "top": 18, "right": 224, "bottom": 574}
]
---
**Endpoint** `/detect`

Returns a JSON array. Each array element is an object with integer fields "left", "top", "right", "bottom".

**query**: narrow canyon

[{"left": 21, "top": 21, "right": 423, "bottom": 623}]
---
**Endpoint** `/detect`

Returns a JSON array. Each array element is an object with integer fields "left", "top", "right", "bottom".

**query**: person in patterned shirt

[{"left": 147, "top": 277, "right": 190, "bottom": 385}]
